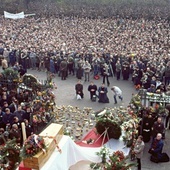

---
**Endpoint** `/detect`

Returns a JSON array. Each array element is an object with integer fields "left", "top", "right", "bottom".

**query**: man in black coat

[
  {"left": 60, "top": 58, "right": 68, "bottom": 80},
  {"left": 9, "top": 124, "right": 22, "bottom": 145},
  {"left": 98, "top": 83, "right": 109, "bottom": 103},
  {"left": 152, "top": 117, "right": 165, "bottom": 139},
  {"left": 2, "top": 108, "right": 13, "bottom": 127},
  {"left": 88, "top": 81, "right": 97, "bottom": 100},
  {"left": 75, "top": 80, "right": 84, "bottom": 99},
  {"left": 13, "top": 105, "right": 26, "bottom": 122}
]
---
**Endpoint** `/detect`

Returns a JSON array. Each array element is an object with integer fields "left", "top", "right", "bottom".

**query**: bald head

[{"left": 156, "top": 133, "right": 162, "bottom": 140}]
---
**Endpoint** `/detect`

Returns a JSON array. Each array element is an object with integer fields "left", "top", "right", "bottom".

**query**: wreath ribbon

[
  {"left": 33, "top": 134, "right": 47, "bottom": 154},
  {"left": 42, "top": 136, "right": 62, "bottom": 153}
]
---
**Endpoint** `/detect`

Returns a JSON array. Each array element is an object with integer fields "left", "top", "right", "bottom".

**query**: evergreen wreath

[
  {"left": 2, "top": 68, "right": 18, "bottom": 80},
  {"left": 95, "top": 118, "right": 121, "bottom": 140},
  {"left": 0, "top": 139, "right": 21, "bottom": 170}
]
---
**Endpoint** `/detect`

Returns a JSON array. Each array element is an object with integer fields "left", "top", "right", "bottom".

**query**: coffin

[{"left": 23, "top": 123, "right": 63, "bottom": 169}]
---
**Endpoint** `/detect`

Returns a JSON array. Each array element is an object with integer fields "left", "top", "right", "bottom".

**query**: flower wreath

[{"left": 21, "top": 134, "right": 46, "bottom": 159}]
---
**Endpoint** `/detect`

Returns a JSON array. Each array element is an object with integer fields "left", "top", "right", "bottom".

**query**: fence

[
  {"left": 0, "top": 76, "right": 50, "bottom": 93},
  {"left": 138, "top": 89, "right": 170, "bottom": 107}
]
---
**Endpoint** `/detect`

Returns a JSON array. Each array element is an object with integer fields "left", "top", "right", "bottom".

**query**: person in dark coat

[
  {"left": 9, "top": 124, "right": 21, "bottom": 145},
  {"left": 0, "top": 95, "right": 9, "bottom": 107},
  {"left": 102, "top": 63, "right": 110, "bottom": 86},
  {"left": 2, "top": 101, "right": 9, "bottom": 112},
  {"left": 98, "top": 83, "right": 109, "bottom": 103},
  {"left": 49, "top": 57, "right": 55, "bottom": 74},
  {"left": 75, "top": 80, "right": 84, "bottom": 99},
  {"left": 115, "top": 60, "right": 121, "bottom": 80},
  {"left": 0, "top": 107, "right": 5, "bottom": 129},
  {"left": 2, "top": 108, "right": 13, "bottom": 127},
  {"left": 164, "top": 64, "right": 170, "bottom": 85},
  {"left": 23, "top": 106, "right": 32, "bottom": 122},
  {"left": 88, "top": 81, "right": 97, "bottom": 100},
  {"left": 24, "top": 119, "right": 33, "bottom": 138},
  {"left": 76, "top": 65, "right": 83, "bottom": 79},
  {"left": 60, "top": 58, "right": 67, "bottom": 80},
  {"left": 68, "top": 57, "right": 75, "bottom": 75},
  {"left": 11, "top": 116, "right": 21, "bottom": 130},
  {"left": 149, "top": 133, "right": 164, "bottom": 161},
  {"left": 142, "top": 114, "right": 153, "bottom": 142},
  {"left": 122, "top": 61, "right": 130, "bottom": 80},
  {"left": 0, "top": 128, "right": 6, "bottom": 145},
  {"left": 13, "top": 105, "right": 26, "bottom": 122},
  {"left": 156, "top": 83, "right": 166, "bottom": 93},
  {"left": 18, "top": 65, "right": 27, "bottom": 77},
  {"left": 44, "top": 55, "right": 50, "bottom": 72},
  {"left": 152, "top": 117, "right": 165, "bottom": 140},
  {"left": 8, "top": 98, "right": 18, "bottom": 113},
  {"left": 9, "top": 49, "right": 16, "bottom": 66}
]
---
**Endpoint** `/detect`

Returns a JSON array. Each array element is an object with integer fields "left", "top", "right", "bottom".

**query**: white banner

[{"left": 4, "top": 11, "right": 25, "bottom": 19}]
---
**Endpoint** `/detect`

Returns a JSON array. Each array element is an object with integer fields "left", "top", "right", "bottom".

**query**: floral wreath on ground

[
  {"left": 20, "top": 134, "right": 46, "bottom": 159},
  {"left": 95, "top": 107, "right": 140, "bottom": 147}
]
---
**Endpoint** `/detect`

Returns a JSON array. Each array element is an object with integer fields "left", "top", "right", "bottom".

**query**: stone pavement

[{"left": 30, "top": 70, "right": 136, "bottom": 111}]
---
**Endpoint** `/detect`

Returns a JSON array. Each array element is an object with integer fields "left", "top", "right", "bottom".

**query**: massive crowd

[
  {"left": 0, "top": 11, "right": 170, "bottom": 168},
  {"left": 0, "top": 14, "right": 170, "bottom": 117},
  {"left": 0, "top": 15, "right": 170, "bottom": 85}
]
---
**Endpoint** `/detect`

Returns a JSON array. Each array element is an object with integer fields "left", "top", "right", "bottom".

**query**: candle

[{"left": 21, "top": 122, "right": 27, "bottom": 142}]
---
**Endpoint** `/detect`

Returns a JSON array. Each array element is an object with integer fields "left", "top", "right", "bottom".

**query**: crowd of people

[
  {"left": 0, "top": 15, "right": 169, "bottom": 87},
  {"left": 0, "top": 82, "right": 54, "bottom": 147},
  {"left": 0, "top": 9, "right": 170, "bottom": 169}
]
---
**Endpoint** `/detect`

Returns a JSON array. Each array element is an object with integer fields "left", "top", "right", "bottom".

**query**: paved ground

[
  {"left": 28, "top": 70, "right": 136, "bottom": 110},
  {"left": 13, "top": 69, "right": 170, "bottom": 170}
]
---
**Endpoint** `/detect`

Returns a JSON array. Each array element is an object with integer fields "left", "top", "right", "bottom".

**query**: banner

[{"left": 4, "top": 11, "right": 25, "bottom": 19}]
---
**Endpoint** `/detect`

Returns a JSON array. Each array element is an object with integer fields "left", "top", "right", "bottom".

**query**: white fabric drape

[{"left": 41, "top": 135, "right": 130, "bottom": 170}]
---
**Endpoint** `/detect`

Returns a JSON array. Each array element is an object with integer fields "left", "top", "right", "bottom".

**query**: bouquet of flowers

[
  {"left": 90, "top": 149, "right": 135, "bottom": 170},
  {"left": 21, "top": 134, "right": 46, "bottom": 159},
  {"left": 121, "top": 118, "right": 139, "bottom": 147},
  {"left": 96, "top": 146, "right": 110, "bottom": 163},
  {"left": 105, "top": 151, "right": 135, "bottom": 170},
  {"left": 129, "top": 94, "right": 142, "bottom": 115}
]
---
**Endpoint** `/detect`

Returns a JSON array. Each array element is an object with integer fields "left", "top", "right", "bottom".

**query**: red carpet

[{"left": 75, "top": 128, "right": 108, "bottom": 147}]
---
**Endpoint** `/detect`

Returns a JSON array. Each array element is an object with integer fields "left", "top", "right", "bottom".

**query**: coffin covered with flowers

[{"left": 21, "top": 123, "right": 63, "bottom": 170}]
